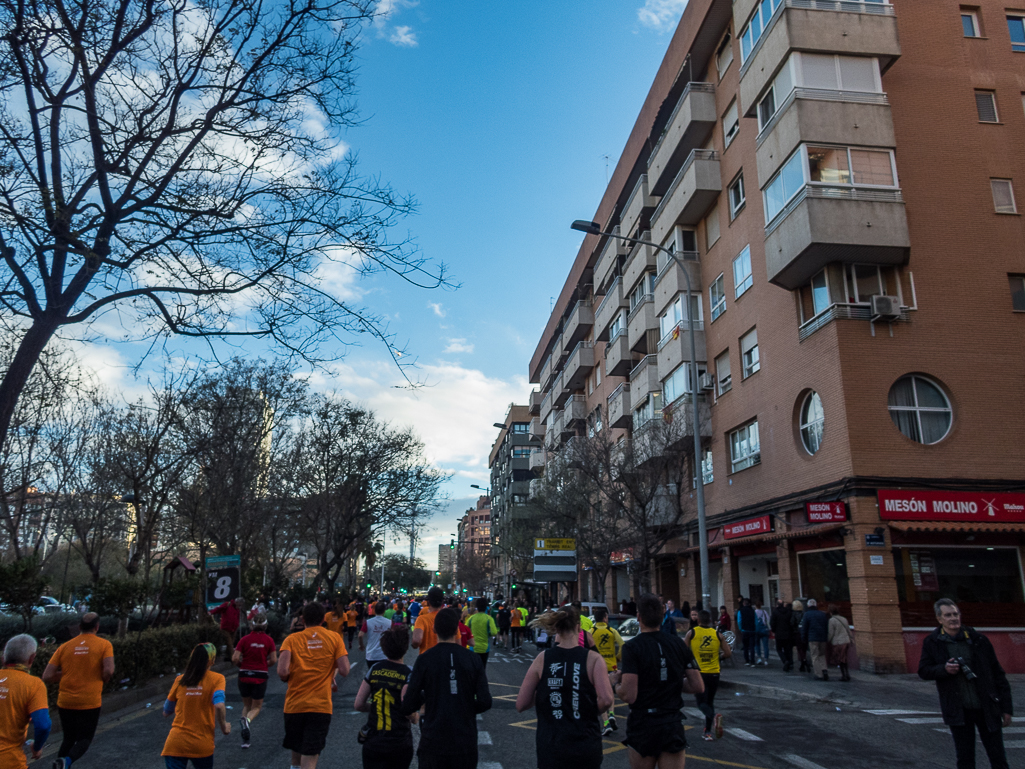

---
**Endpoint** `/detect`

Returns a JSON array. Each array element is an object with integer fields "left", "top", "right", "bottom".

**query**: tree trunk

[{"left": 0, "top": 319, "right": 61, "bottom": 457}]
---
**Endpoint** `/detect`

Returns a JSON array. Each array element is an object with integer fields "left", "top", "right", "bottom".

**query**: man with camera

[{"left": 918, "top": 598, "right": 1013, "bottom": 769}]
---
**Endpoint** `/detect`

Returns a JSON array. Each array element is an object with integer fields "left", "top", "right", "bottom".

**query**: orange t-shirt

[
  {"left": 344, "top": 609, "right": 358, "bottom": 628},
  {"left": 510, "top": 610, "right": 522, "bottom": 628},
  {"left": 324, "top": 612, "right": 345, "bottom": 634},
  {"left": 414, "top": 607, "right": 439, "bottom": 654},
  {"left": 280, "top": 627, "right": 347, "bottom": 714},
  {"left": 0, "top": 668, "right": 48, "bottom": 769},
  {"left": 50, "top": 633, "right": 114, "bottom": 709},
  {"left": 161, "top": 670, "right": 225, "bottom": 758}
]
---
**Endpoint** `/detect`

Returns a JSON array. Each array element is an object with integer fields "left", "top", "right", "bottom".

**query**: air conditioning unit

[
  {"left": 699, "top": 373, "right": 715, "bottom": 391},
  {"left": 870, "top": 295, "right": 902, "bottom": 320}
]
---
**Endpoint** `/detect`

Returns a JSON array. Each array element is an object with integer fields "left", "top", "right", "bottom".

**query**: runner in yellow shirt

[
  {"left": 684, "top": 609, "right": 731, "bottom": 741},
  {"left": 591, "top": 607, "right": 624, "bottom": 736}
]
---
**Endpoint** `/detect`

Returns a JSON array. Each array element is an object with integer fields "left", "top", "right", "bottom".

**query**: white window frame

[
  {"left": 715, "top": 350, "right": 732, "bottom": 395},
  {"left": 729, "top": 420, "right": 761, "bottom": 473},
  {"left": 795, "top": 52, "right": 884, "bottom": 93},
  {"left": 1008, "top": 14, "right": 1025, "bottom": 52},
  {"left": 800, "top": 391, "right": 825, "bottom": 455},
  {"left": 709, "top": 273, "right": 726, "bottom": 321},
  {"left": 723, "top": 100, "right": 740, "bottom": 148},
  {"left": 609, "top": 310, "right": 626, "bottom": 340},
  {"left": 961, "top": 9, "right": 981, "bottom": 37},
  {"left": 701, "top": 449, "right": 714, "bottom": 486},
  {"left": 740, "top": 328, "right": 760, "bottom": 378},
  {"left": 991, "top": 178, "right": 1018, "bottom": 213},
  {"left": 729, "top": 173, "right": 746, "bottom": 219},
  {"left": 733, "top": 245, "right": 753, "bottom": 298},
  {"left": 716, "top": 32, "right": 734, "bottom": 80},
  {"left": 810, "top": 269, "right": 831, "bottom": 316},
  {"left": 658, "top": 293, "right": 702, "bottom": 343},
  {"left": 975, "top": 90, "right": 999, "bottom": 122},
  {"left": 843, "top": 263, "right": 887, "bottom": 304},
  {"left": 887, "top": 375, "right": 954, "bottom": 445},
  {"left": 663, "top": 362, "right": 706, "bottom": 405}
]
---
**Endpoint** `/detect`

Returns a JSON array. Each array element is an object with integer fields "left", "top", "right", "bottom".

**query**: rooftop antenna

[{"left": 602, "top": 153, "right": 611, "bottom": 184}]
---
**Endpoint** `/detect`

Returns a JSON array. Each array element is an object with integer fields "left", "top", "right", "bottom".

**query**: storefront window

[
  {"left": 798, "top": 549, "right": 850, "bottom": 604},
  {"left": 894, "top": 547, "right": 1025, "bottom": 627}
]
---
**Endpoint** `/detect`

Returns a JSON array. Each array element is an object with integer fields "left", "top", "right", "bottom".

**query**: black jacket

[
  {"left": 800, "top": 607, "right": 829, "bottom": 643},
  {"left": 770, "top": 605, "right": 794, "bottom": 641},
  {"left": 918, "top": 626, "right": 1013, "bottom": 730}
]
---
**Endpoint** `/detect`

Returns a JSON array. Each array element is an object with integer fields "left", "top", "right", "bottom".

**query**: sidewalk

[{"left": 718, "top": 658, "right": 1025, "bottom": 712}]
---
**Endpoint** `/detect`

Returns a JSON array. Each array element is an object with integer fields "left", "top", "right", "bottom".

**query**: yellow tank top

[{"left": 689, "top": 626, "right": 721, "bottom": 674}]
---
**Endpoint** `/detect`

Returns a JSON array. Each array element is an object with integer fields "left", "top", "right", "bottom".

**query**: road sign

[
  {"left": 205, "top": 555, "right": 241, "bottom": 609},
  {"left": 534, "top": 538, "right": 577, "bottom": 583},
  {"left": 534, "top": 538, "right": 576, "bottom": 552},
  {"left": 510, "top": 569, "right": 518, "bottom": 577}
]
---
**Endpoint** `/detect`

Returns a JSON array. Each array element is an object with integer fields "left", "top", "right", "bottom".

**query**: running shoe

[
  {"left": 703, "top": 731, "right": 714, "bottom": 741},
  {"left": 714, "top": 713, "right": 724, "bottom": 739},
  {"left": 241, "top": 741, "right": 250, "bottom": 749},
  {"left": 52, "top": 759, "right": 67, "bottom": 769},
  {"left": 601, "top": 722, "right": 614, "bottom": 737},
  {"left": 608, "top": 713, "right": 618, "bottom": 731},
  {"left": 240, "top": 716, "right": 251, "bottom": 743}
]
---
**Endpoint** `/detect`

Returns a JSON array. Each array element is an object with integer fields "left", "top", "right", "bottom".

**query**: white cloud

[
  {"left": 389, "top": 25, "right": 418, "bottom": 47},
  {"left": 443, "top": 339, "right": 474, "bottom": 354},
  {"left": 428, "top": 302, "right": 446, "bottom": 318},
  {"left": 637, "top": 0, "right": 688, "bottom": 31},
  {"left": 373, "top": 0, "right": 420, "bottom": 47}
]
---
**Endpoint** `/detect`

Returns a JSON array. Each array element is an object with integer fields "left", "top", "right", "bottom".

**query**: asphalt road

[{"left": 27, "top": 642, "right": 1025, "bottom": 769}]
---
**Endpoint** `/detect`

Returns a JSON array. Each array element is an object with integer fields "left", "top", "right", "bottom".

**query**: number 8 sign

[{"left": 205, "top": 555, "right": 241, "bottom": 608}]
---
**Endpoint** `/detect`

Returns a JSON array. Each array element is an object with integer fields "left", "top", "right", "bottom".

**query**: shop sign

[
  {"left": 878, "top": 490, "right": 1025, "bottom": 522},
  {"left": 865, "top": 534, "right": 885, "bottom": 547},
  {"left": 870, "top": 555, "right": 884, "bottom": 565},
  {"left": 806, "top": 501, "right": 846, "bottom": 522},
  {"left": 909, "top": 551, "right": 939, "bottom": 591},
  {"left": 724, "top": 514, "right": 773, "bottom": 540}
]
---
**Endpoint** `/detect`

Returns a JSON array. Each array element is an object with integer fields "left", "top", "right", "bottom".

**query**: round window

[
  {"left": 887, "top": 375, "right": 952, "bottom": 444},
  {"left": 800, "top": 391, "right": 825, "bottom": 455}
]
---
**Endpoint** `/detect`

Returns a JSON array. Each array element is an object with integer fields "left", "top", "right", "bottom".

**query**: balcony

[
  {"left": 540, "top": 389, "right": 553, "bottom": 423},
  {"left": 546, "top": 410, "right": 565, "bottom": 449},
  {"left": 654, "top": 260, "right": 702, "bottom": 318},
  {"left": 528, "top": 389, "right": 543, "bottom": 416},
  {"left": 764, "top": 185, "right": 910, "bottom": 290},
  {"left": 608, "top": 383, "right": 632, "bottom": 429},
  {"left": 633, "top": 396, "right": 712, "bottom": 465},
  {"left": 529, "top": 415, "right": 546, "bottom": 440},
  {"left": 650, "top": 151, "right": 721, "bottom": 244},
  {"left": 647, "top": 83, "right": 718, "bottom": 196},
  {"left": 627, "top": 296, "right": 656, "bottom": 354},
  {"left": 594, "top": 277, "right": 629, "bottom": 341},
  {"left": 604, "top": 331, "right": 633, "bottom": 377},
  {"left": 529, "top": 448, "right": 546, "bottom": 472},
  {"left": 594, "top": 225, "right": 629, "bottom": 294},
  {"left": 564, "top": 299, "right": 594, "bottom": 348},
  {"left": 738, "top": 0, "right": 901, "bottom": 120},
  {"left": 621, "top": 174, "right": 659, "bottom": 237},
  {"left": 539, "top": 354, "right": 553, "bottom": 391},
  {"left": 629, "top": 354, "right": 660, "bottom": 398},
  {"left": 565, "top": 394, "right": 587, "bottom": 425},
  {"left": 623, "top": 233, "right": 657, "bottom": 295},
  {"left": 564, "top": 341, "right": 595, "bottom": 390},
  {"left": 656, "top": 322, "right": 707, "bottom": 377},
  {"left": 552, "top": 370, "right": 570, "bottom": 408},
  {"left": 553, "top": 333, "right": 567, "bottom": 364}
]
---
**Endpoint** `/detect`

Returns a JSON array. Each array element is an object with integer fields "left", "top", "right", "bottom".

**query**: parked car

[{"left": 34, "top": 596, "right": 71, "bottom": 615}]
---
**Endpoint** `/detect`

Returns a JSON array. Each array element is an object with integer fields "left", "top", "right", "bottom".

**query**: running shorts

[
  {"left": 283, "top": 712, "right": 332, "bottom": 756},
  {"left": 237, "top": 680, "right": 268, "bottom": 700},
  {"left": 623, "top": 716, "right": 687, "bottom": 757}
]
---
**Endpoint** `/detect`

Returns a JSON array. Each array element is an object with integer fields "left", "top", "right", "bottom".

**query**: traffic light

[
  {"left": 366, "top": 582, "right": 372, "bottom": 588},
  {"left": 449, "top": 539, "right": 455, "bottom": 549},
  {"left": 435, "top": 571, "right": 440, "bottom": 576},
  {"left": 511, "top": 583, "right": 517, "bottom": 589}
]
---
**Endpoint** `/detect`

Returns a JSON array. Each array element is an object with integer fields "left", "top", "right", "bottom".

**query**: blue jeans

[
  {"left": 757, "top": 631, "right": 770, "bottom": 661},
  {"left": 164, "top": 757, "right": 213, "bottom": 769}
]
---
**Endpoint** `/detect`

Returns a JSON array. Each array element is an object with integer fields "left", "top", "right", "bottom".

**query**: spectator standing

[
  {"left": 0, "top": 635, "right": 51, "bottom": 769},
  {"left": 826, "top": 605, "right": 852, "bottom": 682},
  {"left": 799, "top": 599, "right": 830, "bottom": 681},
  {"left": 354, "top": 627, "right": 416, "bottom": 769},
  {"left": 754, "top": 603, "right": 771, "bottom": 666},
  {"left": 919, "top": 598, "right": 1012, "bottom": 769},
  {"left": 160, "top": 643, "right": 230, "bottom": 769},
  {"left": 769, "top": 599, "right": 795, "bottom": 672},
  {"left": 361, "top": 601, "right": 393, "bottom": 664},
  {"left": 466, "top": 598, "right": 499, "bottom": 667},
  {"left": 277, "top": 602, "right": 350, "bottom": 769},
  {"left": 210, "top": 599, "right": 240, "bottom": 642},
  {"left": 400, "top": 608, "right": 492, "bottom": 769},
  {"left": 660, "top": 600, "right": 685, "bottom": 637},
  {"left": 232, "top": 613, "right": 277, "bottom": 748},
  {"left": 736, "top": 598, "right": 757, "bottom": 666},
  {"left": 43, "top": 612, "right": 115, "bottom": 769},
  {"left": 684, "top": 610, "right": 731, "bottom": 741},
  {"left": 716, "top": 606, "right": 731, "bottom": 633},
  {"left": 411, "top": 587, "right": 444, "bottom": 655},
  {"left": 790, "top": 600, "right": 808, "bottom": 673}
]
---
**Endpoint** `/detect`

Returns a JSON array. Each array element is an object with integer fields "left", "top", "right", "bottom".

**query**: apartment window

[
  {"left": 887, "top": 375, "right": 953, "bottom": 445},
  {"left": 1008, "top": 15, "right": 1025, "bottom": 51},
  {"left": 596, "top": 360, "right": 602, "bottom": 386},
  {"left": 733, "top": 245, "right": 753, "bottom": 298},
  {"left": 740, "top": 0, "right": 787, "bottom": 62},
  {"left": 763, "top": 150, "right": 806, "bottom": 223},
  {"left": 701, "top": 449, "right": 714, "bottom": 485},
  {"left": 740, "top": 328, "right": 760, "bottom": 378},
  {"left": 659, "top": 293, "right": 702, "bottom": 341},
  {"left": 811, "top": 270, "right": 831, "bottom": 316},
  {"left": 729, "top": 421, "right": 761, "bottom": 473},
  {"left": 844, "top": 264, "right": 887, "bottom": 303},
  {"left": 512, "top": 446, "right": 531, "bottom": 458},
  {"left": 723, "top": 100, "right": 740, "bottom": 148},
  {"left": 633, "top": 392, "right": 663, "bottom": 430},
  {"left": 716, "top": 33, "right": 734, "bottom": 80},
  {"left": 630, "top": 273, "right": 656, "bottom": 310},
  {"left": 961, "top": 8, "right": 981, "bottom": 37},
  {"left": 715, "top": 350, "right": 732, "bottom": 395},
  {"left": 512, "top": 422, "right": 529, "bottom": 434},
  {"left": 705, "top": 207, "right": 721, "bottom": 249},
  {"left": 800, "top": 391, "right": 825, "bottom": 455},
  {"left": 709, "top": 274, "right": 726, "bottom": 321},
  {"left": 991, "top": 178, "right": 1017, "bottom": 213},
  {"left": 729, "top": 174, "right": 746, "bottom": 219},
  {"left": 609, "top": 310, "right": 626, "bottom": 340},
  {"left": 663, "top": 363, "right": 705, "bottom": 405},
  {"left": 800, "top": 53, "right": 880, "bottom": 93},
  {"left": 1010, "top": 275, "right": 1025, "bottom": 311},
  {"left": 975, "top": 90, "right": 999, "bottom": 122}
]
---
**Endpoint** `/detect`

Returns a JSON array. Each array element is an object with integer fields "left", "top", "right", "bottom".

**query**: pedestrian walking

[
  {"left": 615, "top": 594, "right": 703, "bottom": 769},
  {"left": 515, "top": 605, "right": 613, "bottom": 769},
  {"left": 684, "top": 610, "right": 731, "bottom": 741},
  {"left": 160, "top": 643, "right": 230, "bottom": 769},
  {"left": 0, "top": 634, "right": 51, "bottom": 769},
  {"left": 400, "top": 607, "right": 492, "bottom": 769},
  {"left": 769, "top": 599, "right": 795, "bottom": 671},
  {"left": 354, "top": 627, "right": 416, "bottom": 769},
  {"left": 466, "top": 598, "right": 499, "bottom": 667},
  {"left": 736, "top": 598, "right": 757, "bottom": 666},
  {"left": 826, "top": 605, "right": 852, "bottom": 682},
  {"left": 919, "top": 598, "right": 1013, "bottom": 769},
  {"left": 754, "top": 603, "right": 771, "bottom": 666},
  {"left": 232, "top": 613, "right": 277, "bottom": 748},
  {"left": 42, "top": 612, "right": 114, "bottom": 769},
  {"left": 799, "top": 599, "right": 830, "bottom": 681},
  {"left": 411, "top": 586, "right": 445, "bottom": 655},
  {"left": 277, "top": 602, "right": 350, "bottom": 769},
  {"left": 590, "top": 606, "right": 625, "bottom": 736},
  {"left": 361, "top": 601, "right": 393, "bottom": 664},
  {"left": 790, "top": 600, "right": 808, "bottom": 672}
]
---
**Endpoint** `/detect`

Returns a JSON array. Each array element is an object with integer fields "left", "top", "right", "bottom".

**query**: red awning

[
  {"left": 682, "top": 522, "right": 844, "bottom": 551},
  {"left": 887, "top": 521, "right": 1025, "bottom": 533}
]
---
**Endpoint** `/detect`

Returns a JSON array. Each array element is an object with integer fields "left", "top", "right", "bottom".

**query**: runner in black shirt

[
  {"left": 496, "top": 603, "right": 512, "bottom": 649},
  {"left": 400, "top": 607, "right": 492, "bottom": 769},
  {"left": 355, "top": 626, "right": 415, "bottom": 769},
  {"left": 515, "top": 606, "right": 613, "bottom": 769},
  {"left": 614, "top": 593, "right": 703, "bottom": 769}
]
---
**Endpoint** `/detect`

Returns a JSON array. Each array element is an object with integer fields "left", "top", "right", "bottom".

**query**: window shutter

[
  {"left": 741, "top": 328, "right": 758, "bottom": 354},
  {"left": 838, "top": 56, "right": 877, "bottom": 92},
  {"left": 801, "top": 53, "right": 838, "bottom": 89},
  {"left": 705, "top": 208, "right": 720, "bottom": 248},
  {"left": 975, "top": 91, "right": 998, "bottom": 122},
  {"left": 991, "top": 179, "right": 1017, "bottom": 213}
]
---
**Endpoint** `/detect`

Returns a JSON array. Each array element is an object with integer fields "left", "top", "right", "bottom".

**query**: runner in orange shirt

[
  {"left": 43, "top": 612, "right": 115, "bottom": 768},
  {"left": 323, "top": 600, "right": 346, "bottom": 635},
  {"left": 344, "top": 605, "right": 359, "bottom": 649},
  {"left": 161, "top": 643, "right": 230, "bottom": 768},
  {"left": 277, "top": 602, "right": 350, "bottom": 769},
  {"left": 0, "top": 634, "right": 51, "bottom": 769},
  {"left": 411, "top": 586, "right": 444, "bottom": 655}
]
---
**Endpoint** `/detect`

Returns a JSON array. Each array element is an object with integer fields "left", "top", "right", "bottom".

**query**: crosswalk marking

[
  {"left": 782, "top": 755, "right": 829, "bottom": 769},
  {"left": 896, "top": 717, "right": 945, "bottom": 724},
  {"left": 1003, "top": 727, "right": 1025, "bottom": 734},
  {"left": 478, "top": 731, "right": 493, "bottom": 745},
  {"left": 864, "top": 709, "right": 939, "bottom": 716},
  {"left": 479, "top": 763, "right": 503, "bottom": 769},
  {"left": 1006, "top": 741, "right": 1025, "bottom": 748},
  {"left": 724, "top": 727, "right": 763, "bottom": 741}
]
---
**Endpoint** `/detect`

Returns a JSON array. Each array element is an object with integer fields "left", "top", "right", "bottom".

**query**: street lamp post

[{"left": 571, "top": 220, "right": 711, "bottom": 612}]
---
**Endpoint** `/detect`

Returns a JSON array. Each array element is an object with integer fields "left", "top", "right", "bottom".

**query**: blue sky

[{"left": 78, "top": 0, "right": 689, "bottom": 566}]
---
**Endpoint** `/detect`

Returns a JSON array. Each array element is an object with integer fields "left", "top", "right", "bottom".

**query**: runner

[
  {"left": 591, "top": 606, "right": 625, "bottom": 736},
  {"left": 466, "top": 598, "right": 498, "bottom": 667},
  {"left": 495, "top": 602, "right": 511, "bottom": 649},
  {"left": 160, "top": 643, "right": 230, "bottom": 769},
  {"left": 278, "top": 602, "right": 350, "bottom": 769},
  {"left": 361, "top": 601, "right": 393, "bottom": 664},
  {"left": 683, "top": 610, "right": 730, "bottom": 741},
  {"left": 232, "top": 613, "right": 277, "bottom": 749},
  {"left": 614, "top": 593, "right": 704, "bottom": 769},
  {"left": 408, "top": 596, "right": 421, "bottom": 624},
  {"left": 0, "top": 635, "right": 51, "bottom": 769},
  {"left": 42, "top": 612, "right": 114, "bottom": 769},
  {"left": 411, "top": 586, "right": 444, "bottom": 655},
  {"left": 324, "top": 601, "right": 346, "bottom": 636},
  {"left": 514, "top": 606, "right": 612, "bottom": 769},
  {"left": 345, "top": 603, "right": 359, "bottom": 648},
  {"left": 509, "top": 602, "right": 523, "bottom": 652},
  {"left": 354, "top": 627, "right": 416, "bottom": 769}
]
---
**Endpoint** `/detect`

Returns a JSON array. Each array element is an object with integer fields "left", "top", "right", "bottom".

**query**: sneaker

[
  {"left": 52, "top": 760, "right": 67, "bottom": 769},
  {"left": 241, "top": 741, "right": 250, "bottom": 749},
  {"left": 703, "top": 731, "right": 714, "bottom": 741},
  {"left": 240, "top": 716, "right": 251, "bottom": 743},
  {"left": 608, "top": 713, "right": 618, "bottom": 731},
  {"left": 714, "top": 713, "right": 724, "bottom": 739},
  {"left": 602, "top": 722, "right": 614, "bottom": 737}
]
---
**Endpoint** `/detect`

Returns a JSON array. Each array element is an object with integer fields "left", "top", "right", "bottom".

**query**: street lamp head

[
  {"left": 492, "top": 422, "right": 506, "bottom": 429},
  {"left": 570, "top": 220, "right": 602, "bottom": 236}
]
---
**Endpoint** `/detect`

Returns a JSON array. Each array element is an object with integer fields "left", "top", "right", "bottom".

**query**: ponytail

[{"left": 529, "top": 606, "right": 579, "bottom": 636}]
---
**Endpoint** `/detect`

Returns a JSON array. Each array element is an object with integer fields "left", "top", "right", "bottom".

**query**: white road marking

[
  {"left": 864, "top": 709, "right": 939, "bottom": 716},
  {"left": 896, "top": 717, "right": 946, "bottom": 724},
  {"left": 1003, "top": 727, "right": 1025, "bottom": 734},
  {"left": 477, "top": 714, "right": 483, "bottom": 721},
  {"left": 478, "top": 731, "right": 493, "bottom": 745},
  {"left": 479, "top": 763, "right": 504, "bottom": 769},
  {"left": 782, "top": 755, "right": 829, "bottom": 769},
  {"left": 724, "top": 727, "right": 763, "bottom": 741},
  {"left": 683, "top": 708, "right": 705, "bottom": 720},
  {"left": 1005, "top": 741, "right": 1025, "bottom": 748}
]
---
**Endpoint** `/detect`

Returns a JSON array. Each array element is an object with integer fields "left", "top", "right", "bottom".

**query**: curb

[{"left": 718, "top": 677, "right": 857, "bottom": 706}]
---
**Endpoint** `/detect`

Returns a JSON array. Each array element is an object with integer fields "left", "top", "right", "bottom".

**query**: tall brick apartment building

[{"left": 527, "top": 0, "right": 1025, "bottom": 672}]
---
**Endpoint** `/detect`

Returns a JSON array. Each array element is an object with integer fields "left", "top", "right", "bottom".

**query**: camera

[{"left": 955, "top": 656, "right": 978, "bottom": 681}]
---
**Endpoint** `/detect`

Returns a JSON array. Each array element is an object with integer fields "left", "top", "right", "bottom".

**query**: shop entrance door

[
  {"left": 749, "top": 584, "right": 764, "bottom": 605},
  {"left": 768, "top": 576, "right": 779, "bottom": 606}
]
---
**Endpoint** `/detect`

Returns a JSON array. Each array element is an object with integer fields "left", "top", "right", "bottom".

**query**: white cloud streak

[
  {"left": 443, "top": 339, "right": 474, "bottom": 354},
  {"left": 374, "top": 0, "right": 420, "bottom": 47},
  {"left": 637, "top": 0, "right": 689, "bottom": 31},
  {"left": 389, "top": 26, "right": 418, "bottom": 47},
  {"left": 428, "top": 302, "right": 446, "bottom": 318}
]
